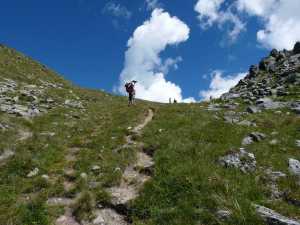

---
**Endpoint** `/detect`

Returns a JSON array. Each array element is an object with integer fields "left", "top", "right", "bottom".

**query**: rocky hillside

[
  {"left": 0, "top": 44, "right": 299, "bottom": 225},
  {"left": 222, "top": 42, "right": 300, "bottom": 114}
]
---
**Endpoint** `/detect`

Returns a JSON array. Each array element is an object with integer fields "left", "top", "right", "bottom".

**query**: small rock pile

[{"left": 219, "top": 148, "right": 256, "bottom": 173}]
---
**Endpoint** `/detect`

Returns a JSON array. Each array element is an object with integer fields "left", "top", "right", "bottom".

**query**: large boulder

[{"left": 254, "top": 204, "right": 300, "bottom": 225}]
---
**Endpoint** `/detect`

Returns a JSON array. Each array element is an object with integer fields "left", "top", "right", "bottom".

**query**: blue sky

[{"left": 1, "top": 0, "right": 299, "bottom": 102}]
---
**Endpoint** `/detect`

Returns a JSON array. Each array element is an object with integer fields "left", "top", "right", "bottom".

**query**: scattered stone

[
  {"left": 216, "top": 209, "right": 232, "bottom": 220},
  {"left": 219, "top": 148, "right": 256, "bottom": 173},
  {"left": 242, "top": 136, "right": 254, "bottom": 146},
  {"left": 292, "top": 106, "right": 300, "bottom": 114},
  {"left": 296, "top": 140, "right": 300, "bottom": 148},
  {"left": 92, "top": 209, "right": 128, "bottom": 225},
  {"left": 288, "top": 158, "right": 300, "bottom": 177},
  {"left": 269, "top": 139, "right": 279, "bottom": 145},
  {"left": 265, "top": 169, "right": 287, "bottom": 181},
  {"left": 207, "top": 104, "right": 221, "bottom": 111},
  {"left": 64, "top": 99, "right": 83, "bottom": 109},
  {"left": 91, "top": 165, "right": 100, "bottom": 171},
  {"left": 256, "top": 98, "right": 286, "bottom": 110},
  {"left": 237, "top": 120, "right": 256, "bottom": 127},
  {"left": 247, "top": 106, "right": 260, "bottom": 114},
  {"left": 249, "top": 132, "right": 266, "bottom": 142},
  {"left": 40, "top": 132, "right": 56, "bottom": 137},
  {"left": 254, "top": 204, "right": 300, "bottom": 225},
  {"left": 0, "top": 123, "right": 9, "bottom": 130},
  {"left": 27, "top": 168, "right": 39, "bottom": 178},
  {"left": 80, "top": 172, "right": 88, "bottom": 179},
  {"left": 242, "top": 132, "right": 266, "bottom": 146},
  {"left": 41, "top": 174, "right": 49, "bottom": 180},
  {"left": 56, "top": 214, "right": 80, "bottom": 225}
]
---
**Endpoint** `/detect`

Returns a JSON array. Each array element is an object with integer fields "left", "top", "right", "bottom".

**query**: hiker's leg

[{"left": 128, "top": 93, "right": 133, "bottom": 106}]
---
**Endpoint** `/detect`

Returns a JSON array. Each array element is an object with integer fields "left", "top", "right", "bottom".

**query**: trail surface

[{"left": 49, "top": 109, "right": 154, "bottom": 225}]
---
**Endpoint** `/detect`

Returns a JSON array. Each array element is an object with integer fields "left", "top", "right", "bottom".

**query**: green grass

[
  {"left": 1, "top": 44, "right": 299, "bottom": 225},
  {"left": 131, "top": 104, "right": 300, "bottom": 225}
]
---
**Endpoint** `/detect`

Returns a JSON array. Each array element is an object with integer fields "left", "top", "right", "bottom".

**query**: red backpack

[{"left": 125, "top": 82, "right": 134, "bottom": 93}]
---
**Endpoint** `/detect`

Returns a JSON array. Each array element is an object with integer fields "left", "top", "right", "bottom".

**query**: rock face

[
  {"left": 254, "top": 204, "right": 300, "bottom": 225},
  {"left": 221, "top": 42, "right": 300, "bottom": 110},
  {"left": 219, "top": 148, "right": 256, "bottom": 173}
]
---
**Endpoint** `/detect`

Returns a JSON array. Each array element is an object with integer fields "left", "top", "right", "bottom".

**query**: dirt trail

[
  {"left": 93, "top": 108, "right": 154, "bottom": 225},
  {"left": 50, "top": 109, "right": 154, "bottom": 225}
]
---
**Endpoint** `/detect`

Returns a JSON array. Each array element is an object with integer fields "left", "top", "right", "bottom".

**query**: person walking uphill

[{"left": 125, "top": 80, "right": 137, "bottom": 106}]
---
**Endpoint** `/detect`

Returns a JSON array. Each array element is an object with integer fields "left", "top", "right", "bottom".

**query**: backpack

[{"left": 125, "top": 82, "right": 134, "bottom": 93}]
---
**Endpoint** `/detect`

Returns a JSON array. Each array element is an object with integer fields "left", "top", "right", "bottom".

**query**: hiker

[{"left": 125, "top": 80, "right": 137, "bottom": 106}]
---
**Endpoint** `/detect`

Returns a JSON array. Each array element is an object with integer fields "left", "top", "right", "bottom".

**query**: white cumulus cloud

[
  {"left": 200, "top": 70, "right": 246, "bottom": 100},
  {"left": 237, "top": 0, "right": 300, "bottom": 49},
  {"left": 194, "top": 0, "right": 245, "bottom": 42},
  {"left": 117, "top": 9, "right": 194, "bottom": 103},
  {"left": 195, "top": 0, "right": 300, "bottom": 49}
]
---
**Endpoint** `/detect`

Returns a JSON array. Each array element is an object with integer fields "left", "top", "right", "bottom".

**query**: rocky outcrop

[
  {"left": 221, "top": 42, "right": 300, "bottom": 109},
  {"left": 0, "top": 77, "right": 84, "bottom": 118}
]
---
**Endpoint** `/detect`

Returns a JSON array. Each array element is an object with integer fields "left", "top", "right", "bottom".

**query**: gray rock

[
  {"left": 64, "top": 99, "right": 84, "bottom": 109},
  {"left": 250, "top": 132, "right": 266, "bottom": 142},
  {"left": 27, "top": 168, "right": 39, "bottom": 178},
  {"left": 237, "top": 120, "right": 256, "bottom": 127},
  {"left": 270, "top": 49, "right": 279, "bottom": 58},
  {"left": 288, "top": 158, "right": 300, "bottom": 176},
  {"left": 0, "top": 149, "right": 15, "bottom": 163},
  {"left": 293, "top": 42, "right": 300, "bottom": 55},
  {"left": 296, "top": 140, "right": 300, "bottom": 148},
  {"left": 269, "top": 139, "right": 279, "bottom": 145},
  {"left": 0, "top": 123, "right": 9, "bottom": 130},
  {"left": 254, "top": 204, "right": 300, "bottom": 225},
  {"left": 91, "top": 165, "right": 100, "bottom": 171},
  {"left": 265, "top": 168, "right": 287, "bottom": 181},
  {"left": 216, "top": 209, "right": 232, "bottom": 220},
  {"left": 219, "top": 148, "right": 256, "bottom": 173},
  {"left": 242, "top": 136, "right": 254, "bottom": 146},
  {"left": 291, "top": 106, "right": 300, "bottom": 114},
  {"left": 41, "top": 174, "right": 50, "bottom": 180},
  {"left": 256, "top": 98, "right": 286, "bottom": 110},
  {"left": 224, "top": 116, "right": 240, "bottom": 124},
  {"left": 40, "top": 132, "right": 56, "bottom": 137},
  {"left": 249, "top": 65, "right": 259, "bottom": 77},
  {"left": 80, "top": 172, "right": 88, "bottom": 179},
  {"left": 247, "top": 106, "right": 260, "bottom": 114}
]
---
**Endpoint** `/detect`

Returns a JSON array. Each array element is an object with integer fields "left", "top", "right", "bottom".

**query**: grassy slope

[
  {"left": 132, "top": 103, "right": 300, "bottom": 225},
  {"left": 0, "top": 45, "right": 151, "bottom": 224},
  {"left": 0, "top": 45, "right": 299, "bottom": 225}
]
